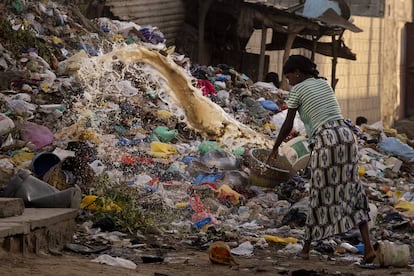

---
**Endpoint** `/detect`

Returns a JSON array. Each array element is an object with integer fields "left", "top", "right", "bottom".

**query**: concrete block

[
  {"left": 0, "top": 208, "right": 78, "bottom": 230},
  {"left": 0, "top": 223, "right": 25, "bottom": 237},
  {"left": 0, "top": 198, "right": 24, "bottom": 218},
  {"left": 0, "top": 208, "right": 78, "bottom": 253}
]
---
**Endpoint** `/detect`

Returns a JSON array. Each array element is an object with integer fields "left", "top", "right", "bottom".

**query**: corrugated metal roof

[
  {"left": 105, "top": 0, "right": 186, "bottom": 43},
  {"left": 103, "top": 0, "right": 361, "bottom": 45},
  {"left": 247, "top": 0, "right": 386, "bottom": 18},
  {"left": 242, "top": 0, "right": 361, "bottom": 33},
  {"left": 104, "top": 0, "right": 302, "bottom": 43},
  {"left": 244, "top": 0, "right": 300, "bottom": 10}
]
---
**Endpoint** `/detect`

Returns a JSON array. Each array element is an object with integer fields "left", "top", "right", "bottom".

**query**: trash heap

[{"left": 0, "top": 0, "right": 414, "bottom": 270}]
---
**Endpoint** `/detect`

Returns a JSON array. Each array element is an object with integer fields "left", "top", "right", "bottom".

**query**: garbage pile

[{"left": 0, "top": 0, "right": 413, "bottom": 270}]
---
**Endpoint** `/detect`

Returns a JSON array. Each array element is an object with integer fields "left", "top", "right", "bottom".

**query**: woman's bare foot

[
  {"left": 363, "top": 251, "right": 376, "bottom": 263},
  {"left": 296, "top": 241, "right": 311, "bottom": 260}
]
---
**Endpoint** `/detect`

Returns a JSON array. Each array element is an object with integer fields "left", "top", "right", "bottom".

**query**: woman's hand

[{"left": 266, "top": 148, "right": 279, "bottom": 168}]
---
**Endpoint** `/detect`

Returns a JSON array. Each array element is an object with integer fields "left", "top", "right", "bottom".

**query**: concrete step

[
  {"left": 0, "top": 208, "right": 78, "bottom": 254},
  {"left": 0, "top": 198, "right": 24, "bottom": 218}
]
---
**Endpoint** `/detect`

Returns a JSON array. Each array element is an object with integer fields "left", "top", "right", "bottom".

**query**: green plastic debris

[
  {"left": 148, "top": 133, "right": 160, "bottom": 142},
  {"left": 198, "top": 141, "right": 222, "bottom": 155},
  {"left": 232, "top": 147, "right": 245, "bottom": 156},
  {"left": 57, "top": 105, "right": 67, "bottom": 112},
  {"left": 153, "top": 126, "right": 178, "bottom": 143},
  {"left": 167, "top": 166, "right": 179, "bottom": 172},
  {"left": 12, "top": 0, "right": 24, "bottom": 14},
  {"left": 146, "top": 88, "right": 157, "bottom": 99},
  {"left": 125, "top": 37, "right": 136, "bottom": 44}
]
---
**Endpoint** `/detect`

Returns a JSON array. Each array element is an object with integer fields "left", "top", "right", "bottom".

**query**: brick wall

[{"left": 246, "top": 0, "right": 412, "bottom": 127}]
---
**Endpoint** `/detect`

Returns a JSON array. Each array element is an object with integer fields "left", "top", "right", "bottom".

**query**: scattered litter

[
  {"left": 0, "top": 1, "right": 413, "bottom": 272},
  {"left": 91, "top": 254, "right": 137, "bottom": 270},
  {"left": 230, "top": 241, "right": 254, "bottom": 256}
]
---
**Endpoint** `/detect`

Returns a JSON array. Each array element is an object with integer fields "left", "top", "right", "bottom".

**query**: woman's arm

[{"left": 266, "top": 108, "right": 297, "bottom": 165}]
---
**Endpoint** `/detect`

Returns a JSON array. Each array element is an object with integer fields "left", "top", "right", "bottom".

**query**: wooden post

[
  {"left": 311, "top": 36, "right": 317, "bottom": 61},
  {"left": 283, "top": 33, "right": 297, "bottom": 65},
  {"left": 258, "top": 24, "right": 268, "bottom": 81},
  {"left": 282, "top": 24, "right": 304, "bottom": 72},
  {"left": 331, "top": 35, "right": 338, "bottom": 90},
  {"left": 281, "top": 33, "right": 297, "bottom": 90},
  {"left": 331, "top": 31, "right": 344, "bottom": 91}
]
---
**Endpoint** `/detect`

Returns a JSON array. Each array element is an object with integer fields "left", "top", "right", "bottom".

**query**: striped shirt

[{"left": 287, "top": 78, "right": 343, "bottom": 137}]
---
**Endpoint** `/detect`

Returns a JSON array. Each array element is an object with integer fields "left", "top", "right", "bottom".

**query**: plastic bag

[
  {"left": 259, "top": 100, "right": 280, "bottom": 112},
  {"left": 2, "top": 169, "right": 81, "bottom": 208},
  {"left": 0, "top": 158, "right": 15, "bottom": 189},
  {"left": 264, "top": 235, "right": 298, "bottom": 245},
  {"left": 91, "top": 254, "right": 137, "bottom": 270},
  {"left": 0, "top": 113, "right": 15, "bottom": 136},
  {"left": 115, "top": 80, "right": 138, "bottom": 97},
  {"left": 57, "top": 50, "right": 89, "bottom": 75},
  {"left": 7, "top": 99, "right": 36, "bottom": 117},
  {"left": 216, "top": 184, "right": 242, "bottom": 205},
  {"left": 270, "top": 110, "right": 306, "bottom": 135},
  {"left": 230, "top": 241, "right": 254, "bottom": 256},
  {"left": 153, "top": 126, "right": 178, "bottom": 143},
  {"left": 378, "top": 137, "right": 414, "bottom": 161},
  {"left": 16, "top": 121, "right": 54, "bottom": 149},
  {"left": 198, "top": 141, "right": 222, "bottom": 155},
  {"left": 199, "top": 149, "right": 239, "bottom": 170},
  {"left": 149, "top": 141, "right": 177, "bottom": 158}
]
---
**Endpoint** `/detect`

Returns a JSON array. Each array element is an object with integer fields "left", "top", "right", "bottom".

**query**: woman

[
  {"left": 267, "top": 55, "right": 376, "bottom": 263},
  {"left": 264, "top": 71, "right": 280, "bottom": 88}
]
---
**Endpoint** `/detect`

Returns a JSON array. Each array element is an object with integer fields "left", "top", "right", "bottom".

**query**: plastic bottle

[{"left": 339, "top": 242, "right": 359, "bottom": 253}]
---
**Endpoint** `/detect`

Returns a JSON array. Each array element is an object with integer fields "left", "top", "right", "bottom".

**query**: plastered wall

[{"left": 246, "top": 0, "right": 412, "bottom": 127}]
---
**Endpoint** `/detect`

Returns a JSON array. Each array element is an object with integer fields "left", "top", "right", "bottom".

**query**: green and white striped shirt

[{"left": 287, "top": 78, "right": 343, "bottom": 138}]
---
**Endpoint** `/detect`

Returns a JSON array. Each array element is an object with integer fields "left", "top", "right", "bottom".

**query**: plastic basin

[{"left": 247, "top": 148, "right": 291, "bottom": 188}]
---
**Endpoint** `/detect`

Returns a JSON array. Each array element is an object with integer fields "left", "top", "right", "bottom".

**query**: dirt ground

[{"left": 0, "top": 247, "right": 412, "bottom": 276}]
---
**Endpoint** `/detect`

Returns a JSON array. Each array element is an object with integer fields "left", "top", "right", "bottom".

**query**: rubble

[{"left": 0, "top": 0, "right": 413, "bottom": 272}]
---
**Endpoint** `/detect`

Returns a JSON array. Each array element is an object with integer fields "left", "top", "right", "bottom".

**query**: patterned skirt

[{"left": 305, "top": 120, "right": 370, "bottom": 241}]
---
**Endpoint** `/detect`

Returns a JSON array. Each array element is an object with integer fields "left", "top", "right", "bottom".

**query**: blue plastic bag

[
  {"left": 193, "top": 172, "right": 224, "bottom": 185},
  {"left": 259, "top": 100, "right": 280, "bottom": 112},
  {"left": 378, "top": 137, "right": 414, "bottom": 161}
]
